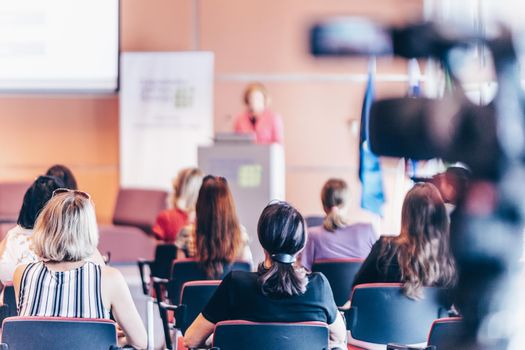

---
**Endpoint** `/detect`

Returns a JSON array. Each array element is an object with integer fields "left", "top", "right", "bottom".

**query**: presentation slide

[{"left": 0, "top": 0, "right": 119, "bottom": 92}]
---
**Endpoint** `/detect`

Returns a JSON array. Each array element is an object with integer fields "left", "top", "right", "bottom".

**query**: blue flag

[{"left": 359, "top": 72, "right": 385, "bottom": 215}]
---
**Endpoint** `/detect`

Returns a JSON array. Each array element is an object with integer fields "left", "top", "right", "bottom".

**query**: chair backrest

[
  {"left": 2, "top": 284, "right": 17, "bottom": 318},
  {"left": 176, "top": 280, "right": 220, "bottom": 334},
  {"left": 427, "top": 317, "right": 462, "bottom": 350},
  {"left": 311, "top": 258, "right": 364, "bottom": 306},
  {"left": 168, "top": 259, "right": 251, "bottom": 304},
  {"left": 347, "top": 283, "right": 452, "bottom": 346},
  {"left": 305, "top": 215, "right": 324, "bottom": 228},
  {"left": 151, "top": 244, "right": 178, "bottom": 279},
  {"left": 211, "top": 321, "right": 330, "bottom": 350},
  {"left": 1, "top": 317, "right": 118, "bottom": 350},
  {"left": 112, "top": 188, "right": 168, "bottom": 233},
  {"left": 0, "top": 182, "right": 30, "bottom": 224}
]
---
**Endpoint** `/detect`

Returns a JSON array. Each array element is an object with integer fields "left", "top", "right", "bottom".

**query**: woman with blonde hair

[
  {"left": 301, "top": 178, "right": 377, "bottom": 270},
  {"left": 152, "top": 167, "right": 204, "bottom": 243},
  {"left": 13, "top": 189, "right": 147, "bottom": 349},
  {"left": 352, "top": 182, "right": 457, "bottom": 299}
]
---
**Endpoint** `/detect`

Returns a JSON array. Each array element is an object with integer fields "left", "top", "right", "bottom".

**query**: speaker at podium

[{"left": 198, "top": 133, "right": 285, "bottom": 266}]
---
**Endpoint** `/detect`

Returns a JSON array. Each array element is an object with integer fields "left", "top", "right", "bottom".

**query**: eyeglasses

[{"left": 52, "top": 188, "right": 91, "bottom": 199}]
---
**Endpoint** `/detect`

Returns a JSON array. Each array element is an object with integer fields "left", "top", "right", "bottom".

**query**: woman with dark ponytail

[
  {"left": 301, "top": 178, "right": 377, "bottom": 270},
  {"left": 185, "top": 201, "right": 347, "bottom": 349}
]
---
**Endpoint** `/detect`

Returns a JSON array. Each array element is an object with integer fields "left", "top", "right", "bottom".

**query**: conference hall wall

[{"left": 0, "top": 0, "right": 421, "bottom": 234}]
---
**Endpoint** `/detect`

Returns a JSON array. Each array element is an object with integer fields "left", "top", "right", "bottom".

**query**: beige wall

[{"left": 0, "top": 0, "right": 422, "bottom": 231}]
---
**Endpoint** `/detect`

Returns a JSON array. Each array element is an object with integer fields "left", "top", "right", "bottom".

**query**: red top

[
  {"left": 234, "top": 109, "right": 284, "bottom": 145},
  {"left": 152, "top": 208, "right": 189, "bottom": 243}
]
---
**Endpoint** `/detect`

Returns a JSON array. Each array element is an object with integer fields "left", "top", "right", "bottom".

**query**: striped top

[{"left": 18, "top": 261, "right": 110, "bottom": 319}]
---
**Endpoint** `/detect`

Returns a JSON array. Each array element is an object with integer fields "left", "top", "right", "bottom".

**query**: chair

[
  {"left": 0, "top": 317, "right": 121, "bottom": 349},
  {"left": 136, "top": 244, "right": 178, "bottom": 348},
  {"left": 305, "top": 215, "right": 324, "bottom": 228},
  {"left": 311, "top": 258, "right": 364, "bottom": 307},
  {"left": 137, "top": 244, "right": 179, "bottom": 296},
  {"left": 158, "top": 280, "right": 220, "bottom": 349},
  {"left": 386, "top": 318, "right": 463, "bottom": 350},
  {"left": 153, "top": 259, "right": 251, "bottom": 349},
  {"left": 0, "top": 284, "right": 17, "bottom": 327},
  {"left": 346, "top": 283, "right": 452, "bottom": 349},
  {"left": 0, "top": 182, "right": 30, "bottom": 224},
  {"left": 210, "top": 321, "right": 330, "bottom": 350},
  {"left": 427, "top": 317, "right": 462, "bottom": 350},
  {"left": 98, "top": 188, "right": 167, "bottom": 263}
]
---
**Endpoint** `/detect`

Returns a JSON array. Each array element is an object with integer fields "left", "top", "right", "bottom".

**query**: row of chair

[{"left": 0, "top": 310, "right": 462, "bottom": 349}]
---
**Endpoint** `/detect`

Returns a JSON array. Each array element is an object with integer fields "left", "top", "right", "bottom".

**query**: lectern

[{"left": 198, "top": 142, "right": 285, "bottom": 265}]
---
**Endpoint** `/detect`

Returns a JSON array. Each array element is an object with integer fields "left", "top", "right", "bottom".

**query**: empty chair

[
  {"left": 210, "top": 321, "right": 330, "bottom": 350},
  {"left": 427, "top": 317, "right": 462, "bottom": 350},
  {"left": 153, "top": 259, "right": 251, "bottom": 349},
  {"left": 98, "top": 188, "right": 168, "bottom": 263},
  {"left": 311, "top": 258, "right": 364, "bottom": 307},
  {"left": 158, "top": 280, "right": 220, "bottom": 349},
  {"left": 111, "top": 188, "right": 168, "bottom": 233},
  {"left": 0, "top": 317, "right": 120, "bottom": 350},
  {"left": 0, "top": 182, "right": 31, "bottom": 224},
  {"left": 155, "top": 258, "right": 251, "bottom": 306},
  {"left": 346, "top": 284, "right": 452, "bottom": 349},
  {"left": 137, "top": 243, "right": 179, "bottom": 295},
  {"left": 305, "top": 215, "right": 324, "bottom": 228},
  {"left": 0, "top": 284, "right": 17, "bottom": 327}
]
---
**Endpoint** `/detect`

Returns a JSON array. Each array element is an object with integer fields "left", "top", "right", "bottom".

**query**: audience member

[
  {"left": 152, "top": 167, "right": 203, "bottom": 243},
  {"left": 352, "top": 182, "right": 456, "bottom": 299},
  {"left": 0, "top": 176, "right": 64, "bottom": 283},
  {"left": 13, "top": 189, "right": 147, "bottom": 349},
  {"left": 46, "top": 164, "right": 78, "bottom": 190},
  {"left": 0, "top": 177, "right": 105, "bottom": 284},
  {"left": 176, "top": 175, "right": 253, "bottom": 275},
  {"left": 184, "top": 201, "right": 346, "bottom": 349},
  {"left": 301, "top": 178, "right": 377, "bottom": 270}
]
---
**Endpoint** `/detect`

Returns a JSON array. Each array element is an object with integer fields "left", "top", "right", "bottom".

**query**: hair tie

[{"left": 270, "top": 253, "right": 296, "bottom": 264}]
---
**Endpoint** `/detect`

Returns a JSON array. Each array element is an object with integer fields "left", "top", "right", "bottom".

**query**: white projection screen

[{"left": 0, "top": 0, "right": 119, "bottom": 93}]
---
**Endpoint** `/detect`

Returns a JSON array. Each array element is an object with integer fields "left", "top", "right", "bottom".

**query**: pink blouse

[{"left": 234, "top": 109, "right": 284, "bottom": 145}]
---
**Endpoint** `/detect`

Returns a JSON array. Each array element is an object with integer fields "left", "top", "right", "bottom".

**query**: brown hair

[
  {"left": 321, "top": 178, "right": 349, "bottom": 232},
  {"left": 380, "top": 183, "right": 456, "bottom": 299},
  {"left": 243, "top": 82, "right": 269, "bottom": 106},
  {"left": 195, "top": 175, "right": 242, "bottom": 278}
]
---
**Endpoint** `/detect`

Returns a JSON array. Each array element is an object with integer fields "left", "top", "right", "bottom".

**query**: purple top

[{"left": 301, "top": 223, "right": 378, "bottom": 270}]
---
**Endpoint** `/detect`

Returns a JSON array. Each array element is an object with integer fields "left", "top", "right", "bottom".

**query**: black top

[
  {"left": 352, "top": 236, "right": 402, "bottom": 288},
  {"left": 202, "top": 270, "right": 339, "bottom": 325}
]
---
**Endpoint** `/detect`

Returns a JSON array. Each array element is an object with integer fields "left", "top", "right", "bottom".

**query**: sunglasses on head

[{"left": 52, "top": 188, "right": 91, "bottom": 200}]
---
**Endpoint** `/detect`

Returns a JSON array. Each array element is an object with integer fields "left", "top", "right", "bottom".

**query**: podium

[{"left": 198, "top": 142, "right": 285, "bottom": 265}]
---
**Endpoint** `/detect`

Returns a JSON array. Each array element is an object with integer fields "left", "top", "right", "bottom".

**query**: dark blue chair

[
  {"left": 153, "top": 259, "right": 251, "bottom": 349},
  {"left": 311, "top": 258, "right": 364, "bottom": 307},
  {"left": 427, "top": 317, "right": 462, "bottom": 350},
  {"left": 158, "top": 280, "right": 220, "bottom": 349},
  {"left": 210, "top": 321, "right": 330, "bottom": 350},
  {"left": 305, "top": 215, "right": 324, "bottom": 228},
  {"left": 347, "top": 284, "right": 452, "bottom": 349},
  {"left": 0, "top": 317, "right": 121, "bottom": 350}
]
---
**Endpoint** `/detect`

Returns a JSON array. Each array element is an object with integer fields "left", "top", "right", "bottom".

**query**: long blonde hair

[
  {"left": 172, "top": 168, "right": 204, "bottom": 212},
  {"left": 321, "top": 179, "right": 349, "bottom": 232},
  {"left": 380, "top": 183, "right": 456, "bottom": 299}
]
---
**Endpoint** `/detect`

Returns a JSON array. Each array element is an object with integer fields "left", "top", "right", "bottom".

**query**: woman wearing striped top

[{"left": 13, "top": 189, "right": 147, "bottom": 350}]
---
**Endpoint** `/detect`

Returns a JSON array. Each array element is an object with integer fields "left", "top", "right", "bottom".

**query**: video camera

[{"left": 310, "top": 19, "right": 525, "bottom": 349}]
